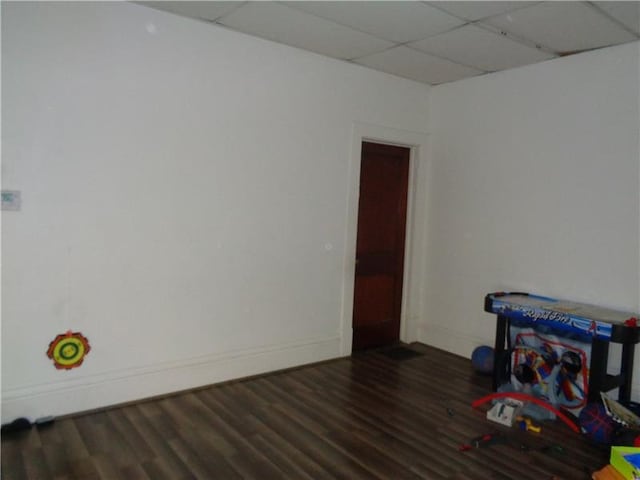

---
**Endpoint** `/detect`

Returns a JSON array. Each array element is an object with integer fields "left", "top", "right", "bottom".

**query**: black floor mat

[{"left": 380, "top": 345, "right": 424, "bottom": 361}]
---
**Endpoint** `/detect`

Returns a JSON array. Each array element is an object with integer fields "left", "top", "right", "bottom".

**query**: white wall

[
  {"left": 424, "top": 42, "right": 640, "bottom": 377},
  {"left": 1, "top": 1, "right": 431, "bottom": 422},
  {"left": 7, "top": 2, "right": 638, "bottom": 422}
]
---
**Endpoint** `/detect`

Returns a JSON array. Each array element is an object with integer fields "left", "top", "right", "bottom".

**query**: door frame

[{"left": 340, "top": 122, "right": 430, "bottom": 355}]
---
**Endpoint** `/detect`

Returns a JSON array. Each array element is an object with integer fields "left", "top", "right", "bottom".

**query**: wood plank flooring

[{"left": 2, "top": 343, "right": 610, "bottom": 479}]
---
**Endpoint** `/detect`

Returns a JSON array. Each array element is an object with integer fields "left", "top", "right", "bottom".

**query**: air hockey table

[{"left": 485, "top": 292, "right": 640, "bottom": 402}]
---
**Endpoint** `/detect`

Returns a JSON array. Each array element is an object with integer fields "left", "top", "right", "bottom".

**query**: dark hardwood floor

[{"left": 2, "top": 343, "right": 609, "bottom": 479}]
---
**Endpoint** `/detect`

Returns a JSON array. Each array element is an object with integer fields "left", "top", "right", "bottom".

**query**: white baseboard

[{"left": 1, "top": 335, "right": 342, "bottom": 424}]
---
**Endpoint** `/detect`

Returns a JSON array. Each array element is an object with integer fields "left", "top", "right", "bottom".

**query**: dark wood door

[{"left": 352, "top": 141, "right": 410, "bottom": 351}]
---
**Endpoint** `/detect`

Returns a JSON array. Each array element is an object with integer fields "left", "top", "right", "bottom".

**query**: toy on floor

[
  {"left": 486, "top": 398, "right": 523, "bottom": 426},
  {"left": 472, "top": 391, "right": 580, "bottom": 432},
  {"left": 601, "top": 392, "right": 640, "bottom": 428},
  {"left": 517, "top": 416, "right": 542, "bottom": 433},
  {"left": 471, "top": 345, "right": 494, "bottom": 374},
  {"left": 579, "top": 402, "right": 618, "bottom": 444},
  {"left": 0, "top": 417, "right": 32, "bottom": 434},
  {"left": 459, "top": 433, "right": 506, "bottom": 451}
]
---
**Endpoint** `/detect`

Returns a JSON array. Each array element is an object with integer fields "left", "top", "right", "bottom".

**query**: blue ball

[
  {"left": 471, "top": 345, "right": 494, "bottom": 374},
  {"left": 579, "top": 403, "right": 617, "bottom": 444}
]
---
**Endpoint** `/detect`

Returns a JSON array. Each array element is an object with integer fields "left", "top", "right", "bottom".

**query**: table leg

[
  {"left": 588, "top": 339, "right": 609, "bottom": 402},
  {"left": 493, "top": 315, "right": 508, "bottom": 391},
  {"left": 619, "top": 342, "right": 635, "bottom": 402}
]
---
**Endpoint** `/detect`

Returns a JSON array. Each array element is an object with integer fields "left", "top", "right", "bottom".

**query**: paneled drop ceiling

[{"left": 139, "top": 1, "right": 640, "bottom": 85}]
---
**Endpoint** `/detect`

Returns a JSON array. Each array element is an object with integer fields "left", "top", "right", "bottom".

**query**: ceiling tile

[
  {"left": 136, "top": 0, "right": 640, "bottom": 87},
  {"left": 354, "top": 46, "right": 483, "bottom": 85},
  {"left": 136, "top": 1, "right": 242, "bottom": 21},
  {"left": 217, "top": 2, "right": 393, "bottom": 60},
  {"left": 482, "top": 2, "right": 637, "bottom": 53},
  {"left": 428, "top": 1, "right": 540, "bottom": 21},
  {"left": 593, "top": 1, "right": 640, "bottom": 35},
  {"left": 410, "top": 24, "right": 556, "bottom": 72},
  {"left": 283, "top": 1, "right": 465, "bottom": 43}
]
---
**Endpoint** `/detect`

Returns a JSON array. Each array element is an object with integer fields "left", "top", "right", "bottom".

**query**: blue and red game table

[{"left": 485, "top": 292, "right": 640, "bottom": 402}]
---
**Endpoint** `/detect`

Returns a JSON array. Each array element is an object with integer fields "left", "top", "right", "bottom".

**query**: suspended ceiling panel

[
  {"left": 483, "top": 2, "right": 638, "bottom": 53},
  {"left": 218, "top": 2, "right": 394, "bottom": 59},
  {"left": 138, "top": 1, "right": 640, "bottom": 85},
  {"left": 592, "top": 1, "right": 640, "bottom": 35},
  {"left": 138, "top": 1, "right": 240, "bottom": 20},
  {"left": 283, "top": 1, "right": 465, "bottom": 43},
  {"left": 409, "top": 24, "right": 555, "bottom": 72},
  {"left": 427, "top": 1, "right": 539, "bottom": 21},
  {"left": 355, "top": 45, "right": 483, "bottom": 84}
]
